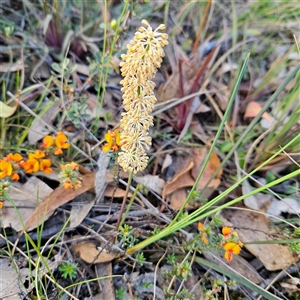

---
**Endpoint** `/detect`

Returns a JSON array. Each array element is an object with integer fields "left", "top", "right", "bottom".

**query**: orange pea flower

[
  {"left": 11, "top": 173, "right": 20, "bottom": 181},
  {"left": 4, "top": 153, "right": 23, "bottom": 163},
  {"left": 55, "top": 132, "right": 70, "bottom": 152},
  {"left": 42, "top": 136, "right": 54, "bottom": 148},
  {"left": 39, "top": 159, "right": 52, "bottom": 174},
  {"left": 23, "top": 159, "right": 39, "bottom": 173},
  {"left": 2, "top": 153, "right": 24, "bottom": 180},
  {"left": 102, "top": 129, "right": 121, "bottom": 152},
  {"left": 0, "top": 161, "right": 13, "bottom": 179},
  {"left": 223, "top": 242, "right": 241, "bottom": 262},
  {"left": 29, "top": 150, "right": 46, "bottom": 160},
  {"left": 222, "top": 227, "right": 232, "bottom": 237},
  {"left": 197, "top": 222, "right": 209, "bottom": 245},
  {"left": 63, "top": 179, "right": 74, "bottom": 189}
]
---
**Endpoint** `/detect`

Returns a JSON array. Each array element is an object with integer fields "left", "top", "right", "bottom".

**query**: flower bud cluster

[{"left": 117, "top": 20, "right": 168, "bottom": 173}]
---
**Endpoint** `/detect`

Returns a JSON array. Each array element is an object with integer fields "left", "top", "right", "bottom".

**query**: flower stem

[{"left": 115, "top": 171, "right": 133, "bottom": 231}]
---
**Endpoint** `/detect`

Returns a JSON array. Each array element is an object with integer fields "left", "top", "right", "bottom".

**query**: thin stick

[
  {"left": 192, "top": 0, "right": 212, "bottom": 54},
  {"left": 115, "top": 171, "right": 133, "bottom": 231}
]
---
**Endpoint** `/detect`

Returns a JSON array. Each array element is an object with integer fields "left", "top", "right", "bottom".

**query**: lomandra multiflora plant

[{"left": 116, "top": 19, "right": 168, "bottom": 173}]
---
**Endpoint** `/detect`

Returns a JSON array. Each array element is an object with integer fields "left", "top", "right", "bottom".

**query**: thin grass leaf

[{"left": 195, "top": 257, "right": 283, "bottom": 300}]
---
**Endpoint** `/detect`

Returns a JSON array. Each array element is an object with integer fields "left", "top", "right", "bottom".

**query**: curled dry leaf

[
  {"left": 244, "top": 101, "right": 274, "bottom": 125},
  {"left": 104, "top": 185, "right": 132, "bottom": 198},
  {"left": 163, "top": 148, "right": 222, "bottom": 209},
  {"left": 74, "top": 241, "right": 115, "bottom": 264}
]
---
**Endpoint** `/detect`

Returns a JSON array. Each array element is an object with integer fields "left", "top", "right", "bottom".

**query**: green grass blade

[
  {"left": 195, "top": 257, "right": 282, "bottom": 300},
  {"left": 171, "top": 53, "right": 250, "bottom": 225}
]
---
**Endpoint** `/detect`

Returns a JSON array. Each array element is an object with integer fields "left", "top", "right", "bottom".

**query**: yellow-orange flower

[
  {"left": 39, "top": 159, "right": 52, "bottom": 174},
  {"left": 0, "top": 161, "right": 13, "bottom": 179},
  {"left": 23, "top": 159, "right": 39, "bottom": 173},
  {"left": 42, "top": 136, "right": 54, "bottom": 148},
  {"left": 222, "top": 227, "right": 232, "bottom": 237},
  {"left": 63, "top": 179, "right": 74, "bottom": 189},
  {"left": 55, "top": 132, "right": 70, "bottom": 149},
  {"left": 4, "top": 153, "right": 23, "bottom": 162},
  {"left": 102, "top": 129, "right": 121, "bottom": 152},
  {"left": 11, "top": 173, "right": 20, "bottom": 181},
  {"left": 29, "top": 150, "right": 45, "bottom": 160},
  {"left": 197, "top": 222, "right": 209, "bottom": 244},
  {"left": 223, "top": 242, "right": 241, "bottom": 262}
]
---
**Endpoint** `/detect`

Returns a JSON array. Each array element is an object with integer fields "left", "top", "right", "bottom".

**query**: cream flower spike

[{"left": 117, "top": 20, "right": 168, "bottom": 173}]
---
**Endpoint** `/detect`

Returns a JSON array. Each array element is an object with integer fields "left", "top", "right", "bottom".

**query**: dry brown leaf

[
  {"left": 221, "top": 208, "right": 298, "bottom": 271},
  {"left": 135, "top": 174, "right": 165, "bottom": 195},
  {"left": 3, "top": 177, "right": 53, "bottom": 231},
  {"left": 280, "top": 278, "right": 300, "bottom": 293},
  {"left": 104, "top": 185, "right": 132, "bottom": 198},
  {"left": 95, "top": 263, "right": 115, "bottom": 300},
  {"left": 162, "top": 160, "right": 194, "bottom": 199},
  {"left": 25, "top": 172, "right": 96, "bottom": 231},
  {"left": 169, "top": 188, "right": 189, "bottom": 210},
  {"left": 74, "top": 241, "right": 114, "bottom": 263},
  {"left": 163, "top": 148, "right": 222, "bottom": 209},
  {"left": 244, "top": 101, "right": 274, "bottom": 125},
  {"left": 191, "top": 148, "right": 222, "bottom": 189},
  {"left": 105, "top": 169, "right": 129, "bottom": 184}
]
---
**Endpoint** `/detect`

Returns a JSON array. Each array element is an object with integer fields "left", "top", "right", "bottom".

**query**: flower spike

[{"left": 117, "top": 20, "right": 168, "bottom": 173}]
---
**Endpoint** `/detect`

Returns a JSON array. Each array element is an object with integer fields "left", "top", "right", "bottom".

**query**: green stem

[
  {"left": 116, "top": 171, "right": 133, "bottom": 232},
  {"left": 119, "top": 183, "right": 140, "bottom": 229}
]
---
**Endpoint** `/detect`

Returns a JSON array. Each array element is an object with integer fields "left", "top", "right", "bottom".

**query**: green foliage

[
  {"left": 66, "top": 101, "right": 90, "bottom": 126},
  {"left": 119, "top": 224, "right": 137, "bottom": 248},
  {"left": 51, "top": 58, "right": 78, "bottom": 80},
  {"left": 165, "top": 288, "right": 195, "bottom": 300},
  {"left": 58, "top": 261, "right": 78, "bottom": 280},
  {"left": 136, "top": 252, "right": 146, "bottom": 266},
  {"left": 115, "top": 287, "right": 127, "bottom": 299},
  {"left": 166, "top": 253, "right": 176, "bottom": 265}
]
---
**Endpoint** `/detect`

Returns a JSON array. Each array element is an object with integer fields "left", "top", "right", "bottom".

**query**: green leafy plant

[
  {"left": 135, "top": 252, "right": 146, "bottom": 266},
  {"left": 119, "top": 224, "right": 137, "bottom": 248},
  {"left": 58, "top": 261, "right": 78, "bottom": 280},
  {"left": 116, "top": 287, "right": 127, "bottom": 300}
]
